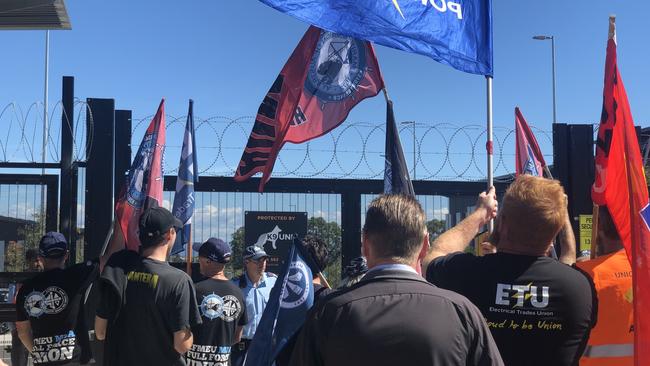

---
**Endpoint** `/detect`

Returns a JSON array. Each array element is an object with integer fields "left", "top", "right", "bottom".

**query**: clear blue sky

[
  {"left": 0, "top": 0, "right": 649, "bottom": 177},
  {"left": 1, "top": 1, "right": 649, "bottom": 125}
]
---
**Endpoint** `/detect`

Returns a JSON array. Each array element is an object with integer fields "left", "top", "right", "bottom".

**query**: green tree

[
  {"left": 7, "top": 213, "right": 44, "bottom": 272},
  {"left": 228, "top": 226, "right": 246, "bottom": 278},
  {"left": 426, "top": 218, "right": 447, "bottom": 244}
]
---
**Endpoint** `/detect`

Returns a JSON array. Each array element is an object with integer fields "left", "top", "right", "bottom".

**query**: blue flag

[
  {"left": 244, "top": 240, "right": 314, "bottom": 366},
  {"left": 384, "top": 100, "right": 415, "bottom": 196},
  {"left": 258, "top": 0, "right": 493, "bottom": 76},
  {"left": 171, "top": 100, "right": 199, "bottom": 255}
]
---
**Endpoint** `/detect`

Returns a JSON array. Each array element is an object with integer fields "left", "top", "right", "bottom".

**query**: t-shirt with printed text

[
  {"left": 16, "top": 261, "right": 99, "bottom": 365},
  {"left": 186, "top": 278, "right": 247, "bottom": 366},
  {"left": 98, "top": 250, "right": 202, "bottom": 366},
  {"left": 426, "top": 252, "right": 597, "bottom": 366}
]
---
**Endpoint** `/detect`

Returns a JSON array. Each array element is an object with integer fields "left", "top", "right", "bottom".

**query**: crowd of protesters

[{"left": 10, "top": 175, "right": 635, "bottom": 365}]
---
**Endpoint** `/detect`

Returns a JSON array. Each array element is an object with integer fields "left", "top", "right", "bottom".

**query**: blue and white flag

[
  {"left": 244, "top": 239, "right": 314, "bottom": 366},
  {"left": 258, "top": 0, "right": 493, "bottom": 76},
  {"left": 384, "top": 100, "right": 415, "bottom": 196},
  {"left": 171, "top": 100, "right": 199, "bottom": 255}
]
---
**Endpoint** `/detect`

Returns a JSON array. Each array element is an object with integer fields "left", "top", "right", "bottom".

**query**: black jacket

[{"left": 289, "top": 267, "right": 504, "bottom": 366}]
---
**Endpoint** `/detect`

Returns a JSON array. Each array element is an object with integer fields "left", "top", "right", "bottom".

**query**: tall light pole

[
  {"left": 41, "top": 30, "right": 50, "bottom": 228},
  {"left": 533, "top": 35, "right": 557, "bottom": 124},
  {"left": 400, "top": 121, "right": 416, "bottom": 180}
]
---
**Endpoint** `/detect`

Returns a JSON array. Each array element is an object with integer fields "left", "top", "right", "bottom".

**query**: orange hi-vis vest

[{"left": 578, "top": 249, "right": 633, "bottom": 366}]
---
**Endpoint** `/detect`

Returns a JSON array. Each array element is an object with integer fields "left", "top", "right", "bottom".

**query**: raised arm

[
  {"left": 558, "top": 209, "right": 576, "bottom": 265},
  {"left": 422, "top": 187, "right": 498, "bottom": 272}
]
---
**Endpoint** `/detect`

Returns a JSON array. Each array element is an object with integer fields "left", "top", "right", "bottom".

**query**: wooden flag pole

[
  {"left": 186, "top": 225, "right": 193, "bottom": 276},
  {"left": 317, "top": 272, "right": 331, "bottom": 289},
  {"left": 591, "top": 204, "right": 599, "bottom": 259}
]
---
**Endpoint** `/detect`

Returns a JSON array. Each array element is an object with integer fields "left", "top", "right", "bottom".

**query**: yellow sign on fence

[{"left": 579, "top": 215, "right": 593, "bottom": 252}]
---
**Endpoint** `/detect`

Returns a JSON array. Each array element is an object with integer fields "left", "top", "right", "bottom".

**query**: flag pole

[
  {"left": 186, "top": 225, "right": 193, "bottom": 276},
  {"left": 486, "top": 77, "right": 494, "bottom": 232}
]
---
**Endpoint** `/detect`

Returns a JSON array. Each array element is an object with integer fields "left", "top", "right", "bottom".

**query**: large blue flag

[
  {"left": 258, "top": 0, "right": 493, "bottom": 76},
  {"left": 171, "top": 100, "right": 199, "bottom": 255},
  {"left": 244, "top": 239, "right": 314, "bottom": 366},
  {"left": 384, "top": 100, "right": 415, "bottom": 196}
]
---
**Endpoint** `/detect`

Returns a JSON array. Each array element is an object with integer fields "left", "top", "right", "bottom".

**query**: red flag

[
  {"left": 234, "top": 26, "right": 384, "bottom": 191},
  {"left": 114, "top": 99, "right": 166, "bottom": 251},
  {"left": 591, "top": 17, "right": 650, "bottom": 365},
  {"left": 514, "top": 107, "right": 547, "bottom": 177}
]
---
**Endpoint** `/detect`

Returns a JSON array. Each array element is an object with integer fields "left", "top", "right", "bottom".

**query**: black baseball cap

[
  {"left": 39, "top": 232, "right": 68, "bottom": 258},
  {"left": 198, "top": 238, "right": 232, "bottom": 263},
  {"left": 139, "top": 207, "right": 183, "bottom": 247}
]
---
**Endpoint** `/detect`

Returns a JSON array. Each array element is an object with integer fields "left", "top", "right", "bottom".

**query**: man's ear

[
  {"left": 418, "top": 232, "right": 430, "bottom": 260},
  {"left": 361, "top": 234, "right": 370, "bottom": 259}
]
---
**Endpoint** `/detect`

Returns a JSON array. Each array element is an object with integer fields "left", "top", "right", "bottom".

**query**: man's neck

[
  {"left": 247, "top": 271, "right": 263, "bottom": 285},
  {"left": 497, "top": 239, "right": 549, "bottom": 257},
  {"left": 210, "top": 273, "right": 228, "bottom": 280},
  {"left": 367, "top": 257, "right": 417, "bottom": 271},
  {"left": 142, "top": 245, "right": 169, "bottom": 262}
]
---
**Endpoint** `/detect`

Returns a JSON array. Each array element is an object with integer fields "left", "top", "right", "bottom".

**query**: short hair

[
  {"left": 362, "top": 194, "right": 427, "bottom": 262},
  {"left": 301, "top": 235, "right": 330, "bottom": 276},
  {"left": 500, "top": 175, "right": 567, "bottom": 250},
  {"left": 598, "top": 206, "right": 620, "bottom": 241}
]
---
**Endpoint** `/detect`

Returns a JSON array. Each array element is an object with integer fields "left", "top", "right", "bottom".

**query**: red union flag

[
  {"left": 514, "top": 107, "right": 546, "bottom": 177},
  {"left": 591, "top": 17, "right": 650, "bottom": 365},
  {"left": 114, "top": 99, "right": 166, "bottom": 251},
  {"left": 234, "top": 26, "right": 384, "bottom": 191}
]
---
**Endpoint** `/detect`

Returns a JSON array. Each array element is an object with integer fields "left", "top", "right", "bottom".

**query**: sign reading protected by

[{"left": 245, "top": 211, "right": 308, "bottom": 274}]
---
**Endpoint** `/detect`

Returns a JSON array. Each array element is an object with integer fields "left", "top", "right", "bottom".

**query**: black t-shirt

[
  {"left": 426, "top": 252, "right": 597, "bottom": 366},
  {"left": 186, "top": 278, "right": 247, "bottom": 366},
  {"left": 98, "top": 250, "right": 202, "bottom": 366},
  {"left": 16, "top": 261, "right": 99, "bottom": 365}
]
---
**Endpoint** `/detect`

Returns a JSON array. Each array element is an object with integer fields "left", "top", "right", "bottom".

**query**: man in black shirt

[
  {"left": 423, "top": 175, "right": 596, "bottom": 366},
  {"left": 290, "top": 194, "right": 503, "bottom": 366},
  {"left": 95, "top": 206, "right": 202, "bottom": 366},
  {"left": 15, "top": 232, "right": 99, "bottom": 365},
  {"left": 186, "top": 238, "right": 247, "bottom": 366}
]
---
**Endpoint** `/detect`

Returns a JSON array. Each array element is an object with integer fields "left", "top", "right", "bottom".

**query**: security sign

[{"left": 245, "top": 211, "right": 307, "bottom": 274}]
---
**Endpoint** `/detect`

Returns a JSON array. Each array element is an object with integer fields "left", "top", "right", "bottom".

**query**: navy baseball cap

[
  {"left": 198, "top": 238, "right": 232, "bottom": 263},
  {"left": 39, "top": 232, "right": 68, "bottom": 258},
  {"left": 243, "top": 245, "right": 269, "bottom": 260},
  {"left": 139, "top": 207, "right": 183, "bottom": 247}
]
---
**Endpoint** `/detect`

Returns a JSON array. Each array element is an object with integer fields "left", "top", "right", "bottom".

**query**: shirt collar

[{"left": 367, "top": 263, "right": 418, "bottom": 274}]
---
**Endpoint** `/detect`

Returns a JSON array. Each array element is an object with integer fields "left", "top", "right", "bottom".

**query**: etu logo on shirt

[{"left": 495, "top": 283, "right": 549, "bottom": 308}]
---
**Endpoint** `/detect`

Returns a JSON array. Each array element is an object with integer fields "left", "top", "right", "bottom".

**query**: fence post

[
  {"left": 59, "top": 76, "right": 77, "bottom": 259},
  {"left": 341, "top": 192, "right": 362, "bottom": 271},
  {"left": 114, "top": 110, "right": 132, "bottom": 200},
  {"left": 84, "top": 98, "right": 115, "bottom": 260}
]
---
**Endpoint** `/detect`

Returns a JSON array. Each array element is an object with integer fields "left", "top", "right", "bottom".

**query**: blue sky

[{"left": 0, "top": 1, "right": 649, "bottom": 176}]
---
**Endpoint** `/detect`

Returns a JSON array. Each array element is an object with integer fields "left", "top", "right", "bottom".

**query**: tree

[
  {"left": 426, "top": 219, "right": 447, "bottom": 244},
  {"left": 6, "top": 213, "right": 44, "bottom": 272},
  {"left": 228, "top": 226, "right": 246, "bottom": 277}
]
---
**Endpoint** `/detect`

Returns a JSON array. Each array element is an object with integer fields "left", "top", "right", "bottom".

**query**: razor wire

[
  {"left": 133, "top": 115, "right": 558, "bottom": 182},
  {"left": 0, "top": 100, "right": 93, "bottom": 164},
  {"left": 4, "top": 100, "right": 614, "bottom": 181}
]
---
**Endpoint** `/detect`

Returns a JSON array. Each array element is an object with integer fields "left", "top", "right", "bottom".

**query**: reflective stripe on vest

[{"left": 583, "top": 344, "right": 634, "bottom": 358}]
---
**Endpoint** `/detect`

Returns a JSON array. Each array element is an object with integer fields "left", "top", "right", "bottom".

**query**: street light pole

[
  {"left": 551, "top": 36, "right": 557, "bottom": 124},
  {"left": 41, "top": 30, "right": 50, "bottom": 228},
  {"left": 533, "top": 35, "right": 557, "bottom": 124}
]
